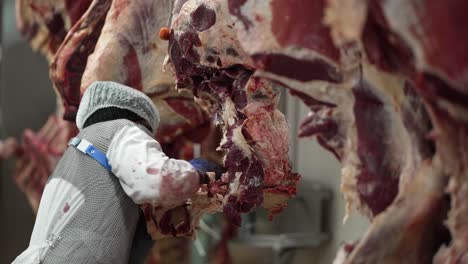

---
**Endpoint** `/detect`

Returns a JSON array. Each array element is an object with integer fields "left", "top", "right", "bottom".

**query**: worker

[{"left": 13, "top": 81, "right": 223, "bottom": 263}]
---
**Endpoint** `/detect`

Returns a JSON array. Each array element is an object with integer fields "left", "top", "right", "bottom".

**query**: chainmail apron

[{"left": 41, "top": 119, "right": 143, "bottom": 264}]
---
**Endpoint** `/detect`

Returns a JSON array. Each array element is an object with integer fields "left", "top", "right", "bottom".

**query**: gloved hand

[{"left": 189, "top": 158, "right": 224, "bottom": 184}]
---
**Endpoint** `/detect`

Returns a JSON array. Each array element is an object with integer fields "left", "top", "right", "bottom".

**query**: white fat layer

[
  {"left": 222, "top": 97, "right": 237, "bottom": 127},
  {"left": 437, "top": 100, "right": 468, "bottom": 123},
  {"left": 382, "top": 0, "right": 460, "bottom": 89},
  {"left": 341, "top": 112, "right": 365, "bottom": 221},
  {"left": 363, "top": 63, "right": 406, "bottom": 108},
  {"left": 219, "top": 98, "right": 252, "bottom": 158},
  {"left": 82, "top": 0, "right": 173, "bottom": 93},
  {"left": 444, "top": 167, "right": 468, "bottom": 245},
  {"left": 254, "top": 70, "right": 346, "bottom": 105},
  {"left": 233, "top": 0, "right": 341, "bottom": 71},
  {"left": 382, "top": 0, "right": 426, "bottom": 72},
  {"left": 238, "top": 0, "right": 277, "bottom": 52},
  {"left": 324, "top": 0, "right": 368, "bottom": 46},
  {"left": 229, "top": 172, "right": 243, "bottom": 194},
  {"left": 231, "top": 126, "right": 253, "bottom": 158}
]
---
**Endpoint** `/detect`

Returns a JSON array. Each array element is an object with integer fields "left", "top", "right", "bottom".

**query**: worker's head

[{"left": 76, "top": 81, "right": 160, "bottom": 134}]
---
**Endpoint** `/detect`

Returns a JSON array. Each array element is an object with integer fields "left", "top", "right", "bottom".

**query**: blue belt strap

[{"left": 68, "top": 137, "right": 112, "bottom": 172}]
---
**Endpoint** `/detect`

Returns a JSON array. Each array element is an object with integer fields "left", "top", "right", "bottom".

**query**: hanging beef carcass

[
  {"left": 164, "top": 0, "right": 300, "bottom": 236},
  {"left": 228, "top": 0, "right": 467, "bottom": 263},
  {"left": 2, "top": 115, "right": 78, "bottom": 212},
  {"left": 225, "top": 0, "right": 467, "bottom": 262},
  {"left": 15, "top": 0, "right": 93, "bottom": 60},
  {"left": 226, "top": 0, "right": 432, "bottom": 222},
  {"left": 335, "top": 1, "right": 468, "bottom": 263}
]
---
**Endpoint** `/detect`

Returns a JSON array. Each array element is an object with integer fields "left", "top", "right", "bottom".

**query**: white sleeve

[{"left": 107, "top": 125, "right": 200, "bottom": 207}]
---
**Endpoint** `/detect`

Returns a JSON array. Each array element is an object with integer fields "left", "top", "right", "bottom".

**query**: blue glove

[{"left": 189, "top": 158, "right": 224, "bottom": 183}]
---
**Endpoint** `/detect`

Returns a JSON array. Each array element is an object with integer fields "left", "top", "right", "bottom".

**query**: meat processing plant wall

[{"left": 0, "top": 0, "right": 56, "bottom": 262}]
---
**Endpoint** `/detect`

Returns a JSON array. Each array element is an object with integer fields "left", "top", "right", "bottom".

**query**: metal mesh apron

[{"left": 42, "top": 119, "right": 141, "bottom": 264}]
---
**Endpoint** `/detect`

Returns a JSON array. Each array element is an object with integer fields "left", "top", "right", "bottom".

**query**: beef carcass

[
  {"left": 79, "top": 0, "right": 174, "bottom": 95},
  {"left": 226, "top": 0, "right": 428, "bottom": 221},
  {"left": 16, "top": 0, "right": 93, "bottom": 60},
  {"left": 9, "top": 115, "right": 78, "bottom": 212},
  {"left": 324, "top": 0, "right": 468, "bottom": 262},
  {"left": 49, "top": 0, "right": 112, "bottom": 120},
  {"left": 337, "top": 157, "right": 450, "bottom": 264},
  {"left": 166, "top": 0, "right": 300, "bottom": 231},
  {"left": 417, "top": 78, "right": 468, "bottom": 264},
  {"left": 229, "top": 0, "right": 466, "bottom": 263}
]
